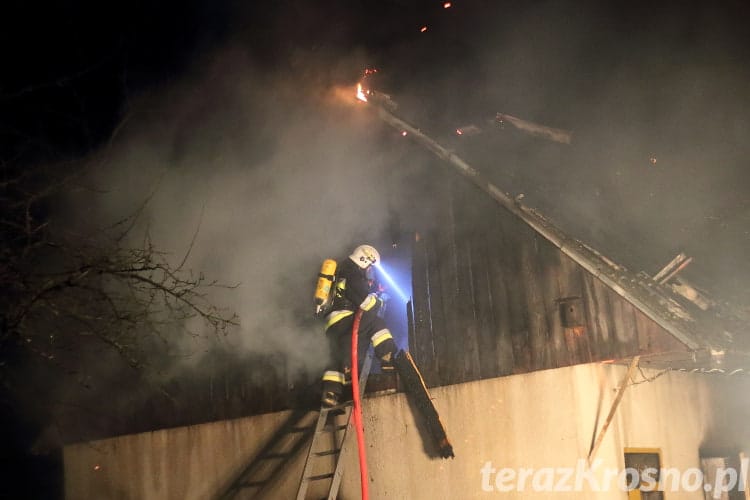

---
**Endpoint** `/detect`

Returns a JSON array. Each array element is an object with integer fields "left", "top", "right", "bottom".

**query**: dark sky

[{"left": 4, "top": 0, "right": 749, "bottom": 162}]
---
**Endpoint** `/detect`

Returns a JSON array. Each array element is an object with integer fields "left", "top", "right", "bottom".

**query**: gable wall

[{"left": 409, "top": 178, "right": 688, "bottom": 387}]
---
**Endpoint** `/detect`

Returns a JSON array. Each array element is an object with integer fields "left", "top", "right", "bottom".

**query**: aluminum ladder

[
  {"left": 295, "top": 352, "right": 373, "bottom": 500},
  {"left": 216, "top": 408, "right": 318, "bottom": 499}
]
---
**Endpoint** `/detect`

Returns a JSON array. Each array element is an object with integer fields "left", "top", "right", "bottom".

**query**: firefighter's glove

[
  {"left": 380, "top": 359, "right": 395, "bottom": 372},
  {"left": 360, "top": 293, "right": 380, "bottom": 312},
  {"left": 375, "top": 292, "right": 390, "bottom": 318}
]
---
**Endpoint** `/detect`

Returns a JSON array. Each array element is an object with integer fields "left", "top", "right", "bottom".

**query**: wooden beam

[
  {"left": 658, "top": 257, "right": 692, "bottom": 285},
  {"left": 495, "top": 112, "right": 573, "bottom": 144},
  {"left": 365, "top": 99, "right": 703, "bottom": 350},
  {"left": 587, "top": 356, "right": 640, "bottom": 464},
  {"left": 653, "top": 253, "right": 688, "bottom": 282},
  {"left": 670, "top": 278, "right": 713, "bottom": 311}
]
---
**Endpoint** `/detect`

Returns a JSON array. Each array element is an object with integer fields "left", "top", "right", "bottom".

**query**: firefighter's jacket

[{"left": 330, "top": 257, "right": 376, "bottom": 313}]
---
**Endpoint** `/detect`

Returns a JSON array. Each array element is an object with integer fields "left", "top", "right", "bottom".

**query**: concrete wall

[{"left": 65, "top": 363, "right": 749, "bottom": 499}]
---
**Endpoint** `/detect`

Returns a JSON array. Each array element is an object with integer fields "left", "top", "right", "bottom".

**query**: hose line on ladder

[{"left": 350, "top": 308, "right": 369, "bottom": 500}]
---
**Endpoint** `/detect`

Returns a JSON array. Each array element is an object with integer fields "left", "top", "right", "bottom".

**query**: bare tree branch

[{"left": 1, "top": 161, "right": 238, "bottom": 375}]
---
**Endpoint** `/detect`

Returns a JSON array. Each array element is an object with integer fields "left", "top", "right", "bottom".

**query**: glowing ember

[
  {"left": 443, "top": 2, "right": 452, "bottom": 8},
  {"left": 94, "top": 465, "right": 101, "bottom": 471},
  {"left": 401, "top": 130, "right": 408, "bottom": 137},
  {"left": 356, "top": 83, "right": 368, "bottom": 102},
  {"left": 420, "top": 26, "right": 428, "bottom": 33},
  {"left": 456, "top": 128, "right": 463, "bottom": 135},
  {"left": 650, "top": 156, "right": 657, "bottom": 165}
]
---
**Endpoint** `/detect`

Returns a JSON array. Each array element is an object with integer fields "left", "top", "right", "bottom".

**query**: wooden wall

[
  {"left": 62, "top": 167, "right": 692, "bottom": 442},
  {"left": 57, "top": 350, "right": 308, "bottom": 443},
  {"left": 408, "top": 175, "right": 688, "bottom": 387}
]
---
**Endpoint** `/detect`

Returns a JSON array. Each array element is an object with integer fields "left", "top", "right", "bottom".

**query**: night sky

[{"left": 3, "top": 1, "right": 750, "bottom": 497}]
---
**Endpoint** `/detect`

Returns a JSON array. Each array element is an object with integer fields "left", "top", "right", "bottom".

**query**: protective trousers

[{"left": 321, "top": 308, "right": 396, "bottom": 400}]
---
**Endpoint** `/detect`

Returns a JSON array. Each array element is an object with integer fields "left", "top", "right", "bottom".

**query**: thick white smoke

[{"left": 63, "top": 46, "right": 411, "bottom": 380}]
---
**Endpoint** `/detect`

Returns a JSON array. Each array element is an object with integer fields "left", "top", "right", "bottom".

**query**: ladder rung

[
  {"left": 315, "top": 448, "right": 341, "bottom": 457},
  {"left": 305, "top": 472, "right": 335, "bottom": 482},
  {"left": 296, "top": 353, "right": 373, "bottom": 500},
  {"left": 320, "top": 402, "right": 353, "bottom": 413},
  {"left": 318, "top": 424, "right": 347, "bottom": 434},
  {"left": 239, "top": 480, "right": 266, "bottom": 487}
]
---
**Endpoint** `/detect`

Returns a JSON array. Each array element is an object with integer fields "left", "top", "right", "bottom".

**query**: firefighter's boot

[{"left": 321, "top": 371, "right": 345, "bottom": 408}]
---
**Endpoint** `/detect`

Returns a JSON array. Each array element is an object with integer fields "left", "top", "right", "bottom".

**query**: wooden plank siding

[
  {"left": 408, "top": 178, "right": 689, "bottom": 387},
  {"left": 62, "top": 166, "right": 693, "bottom": 443}
]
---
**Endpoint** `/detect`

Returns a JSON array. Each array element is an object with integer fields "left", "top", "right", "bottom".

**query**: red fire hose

[{"left": 350, "top": 309, "right": 369, "bottom": 500}]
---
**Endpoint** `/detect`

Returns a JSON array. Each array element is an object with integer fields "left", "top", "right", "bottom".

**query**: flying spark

[{"left": 420, "top": 26, "right": 428, "bottom": 33}]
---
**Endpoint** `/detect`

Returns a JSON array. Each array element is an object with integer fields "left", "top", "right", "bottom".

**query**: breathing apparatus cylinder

[{"left": 314, "top": 259, "right": 337, "bottom": 316}]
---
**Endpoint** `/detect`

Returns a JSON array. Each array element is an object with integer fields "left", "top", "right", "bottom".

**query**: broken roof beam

[
  {"left": 653, "top": 253, "right": 693, "bottom": 285},
  {"left": 368, "top": 100, "right": 702, "bottom": 351},
  {"left": 653, "top": 253, "right": 689, "bottom": 282},
  {"left": 495, "top": 112, "right": 573, "bottom": 144},
  {"left": 670, "top": 278, "right": 713, "bottom": 311}
]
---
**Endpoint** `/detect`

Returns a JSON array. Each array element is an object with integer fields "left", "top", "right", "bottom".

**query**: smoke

[
  {"left": 60, "top": 45, "right": 437, "bottom": 393},
  {"left": 370, "top": 1, "right": 750, "bottom": 306},
  {"left": 43, "top": 1, "right": 750, "bottom": 441}
]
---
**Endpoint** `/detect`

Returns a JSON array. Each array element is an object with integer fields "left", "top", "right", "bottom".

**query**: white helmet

[{"left": 349, "top": 244, "right": 380, "bottom": 269}]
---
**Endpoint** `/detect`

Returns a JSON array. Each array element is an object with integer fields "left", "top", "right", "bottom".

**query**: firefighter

[{"left": 320, "top": 244, "right": 397, "bottom": 407}]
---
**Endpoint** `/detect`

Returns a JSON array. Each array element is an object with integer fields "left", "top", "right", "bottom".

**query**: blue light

[{"left": 374, "top": 263, "right": 410, "bottom": 303}]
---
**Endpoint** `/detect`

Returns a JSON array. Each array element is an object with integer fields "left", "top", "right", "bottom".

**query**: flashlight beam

[{"left": 375, "top": 263, "right": 409, "bottom": 303}]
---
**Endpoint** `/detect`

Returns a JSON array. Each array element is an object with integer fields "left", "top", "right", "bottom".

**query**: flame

[
  {"left": 420, "top": 26, "right": 428, "bottom": 33},
  {"left": 356, "top": 83, "right": 368, "bottom": 102},
  {"left": 443, "top": 2, "right": 452, "bottom": 8}
]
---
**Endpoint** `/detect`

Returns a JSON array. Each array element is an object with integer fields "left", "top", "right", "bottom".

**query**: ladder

[
  {"left": 295, "top": 352, "right": 373, "bottom": 500},
  {"left": 217, "top": 408, "right": 318, "bottom": 499}
]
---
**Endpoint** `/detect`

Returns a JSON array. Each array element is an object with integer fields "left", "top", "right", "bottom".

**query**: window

[{"left": 624, "top": 448, "right": 664, "bottom": 500}]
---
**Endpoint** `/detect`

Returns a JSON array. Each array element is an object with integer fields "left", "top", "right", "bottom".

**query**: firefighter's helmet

[{"left": 349, "top": 245, "right": 380, "bottom": 269}]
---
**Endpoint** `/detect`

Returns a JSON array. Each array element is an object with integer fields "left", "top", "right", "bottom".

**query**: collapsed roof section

[{"left": 363, "top": 90, "right": 750, "bottom": 374}]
